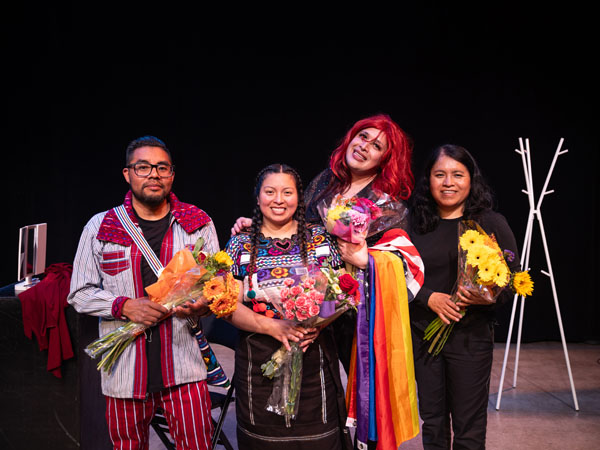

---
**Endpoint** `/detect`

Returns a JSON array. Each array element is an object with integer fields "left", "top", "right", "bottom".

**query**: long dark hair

[
  {"left": 247, "top": 164, "right": 309, "bottom": 288},
  {"left": 410, "top": 144, "right": 494, "bottom": 234}
]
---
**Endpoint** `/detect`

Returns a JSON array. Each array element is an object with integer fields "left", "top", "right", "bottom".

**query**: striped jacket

[{"left": 68, "top": 191, "right": 220, "bottom": 399}]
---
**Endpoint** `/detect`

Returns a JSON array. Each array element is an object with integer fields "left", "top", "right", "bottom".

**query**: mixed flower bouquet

[
  {"left": 317, "top": 189, "right": 409, "bottom": 244},
  {"left": 261, "top": 264, "right": 360, "bottom": 420},
  {"left": 85, "top": 238, "right": 238, "bottom": 373},
  {"left": 424, "top": 220, "right": 534, "bottom": 355}
]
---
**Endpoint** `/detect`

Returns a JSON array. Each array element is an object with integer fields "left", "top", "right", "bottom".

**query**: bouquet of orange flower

[
  {"left": 424, "top": 220, "right": 534, "bottom": 355},
  {"left": 261, "top": 264, "right": 359, "bottom": 419},
  {"left": 85, "top": 238, "right": 238, "bottom": 372}
]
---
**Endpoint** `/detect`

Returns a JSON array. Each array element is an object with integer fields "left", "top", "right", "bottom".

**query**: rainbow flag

[{"left": 346, "top": 245, "right": 420, "bottom": 449}]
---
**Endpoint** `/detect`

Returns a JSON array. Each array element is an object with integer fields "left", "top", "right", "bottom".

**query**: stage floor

[{"left": 150, "top": 341, "right": 600, "bottom": 450}]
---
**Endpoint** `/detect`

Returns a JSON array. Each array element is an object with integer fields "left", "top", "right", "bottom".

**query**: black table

[{"left": 0, "top": 294, "right": 111, "bottom": 450}]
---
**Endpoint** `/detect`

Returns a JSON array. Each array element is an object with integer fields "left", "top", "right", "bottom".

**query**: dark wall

[{"left": 4, "top": 5, "right": 598, "bottom": 344}]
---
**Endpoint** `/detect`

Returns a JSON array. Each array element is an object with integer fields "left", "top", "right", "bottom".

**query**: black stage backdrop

[{"left": 3, "top": 4, "right": 598, "bottom": 344}]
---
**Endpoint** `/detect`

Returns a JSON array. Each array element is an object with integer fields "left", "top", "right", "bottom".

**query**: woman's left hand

[
  {"left": 456, "top": 285, "right": 494, "bottom": 308},
  {"left": 299, "top": 327, "right": 320, "bottom": 352},
  {"left": 336, "top": 238, "right": 368, "bottom": 269}
]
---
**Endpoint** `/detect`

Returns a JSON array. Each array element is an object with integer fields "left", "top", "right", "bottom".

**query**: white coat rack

[{"left": 495, "top": 138, "right": 579, "bottom": 411}]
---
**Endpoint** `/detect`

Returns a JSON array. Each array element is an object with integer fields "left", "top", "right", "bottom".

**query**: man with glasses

[{"left": 68, "top": 136, "right": 217, "bottom": 449}]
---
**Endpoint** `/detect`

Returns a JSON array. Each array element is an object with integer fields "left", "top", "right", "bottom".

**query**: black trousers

[{"left": 411, "top": 320, "right": 494, "bottom": 450}]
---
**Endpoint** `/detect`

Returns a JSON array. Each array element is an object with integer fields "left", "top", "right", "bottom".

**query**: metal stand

[
  {"left": 495, "top": 138, "right": 579, "bottom": 411},
  {"left": 14, "top": 276, "right": 40, "bottom": 295}
]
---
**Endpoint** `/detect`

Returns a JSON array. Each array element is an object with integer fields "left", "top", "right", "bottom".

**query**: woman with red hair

[
  {"left": 304, "top": 113, "right": 414, "bottom": 222},
  {"left": 232, "top": 114, "right": 424, "bottom": 450}
]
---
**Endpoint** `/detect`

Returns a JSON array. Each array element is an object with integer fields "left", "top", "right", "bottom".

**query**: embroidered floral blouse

[{"left": 225, "top": 224, "right": 342, "bottom": 317}]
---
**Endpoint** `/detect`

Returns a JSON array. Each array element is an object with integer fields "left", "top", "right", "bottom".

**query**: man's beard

[{"left": 131, "top": 185, "right": 169, "bottom": 207}]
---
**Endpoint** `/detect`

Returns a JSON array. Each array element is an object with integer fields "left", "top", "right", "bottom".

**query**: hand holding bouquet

[
  {"left": 261, "top": 264, "right": 360, "bottom": 420},
  {"left": 424, "top": 221, "right": 534, "bottom": 355},
  {"left": 85, "top": 238, "right": 238, "bottom": 372}
]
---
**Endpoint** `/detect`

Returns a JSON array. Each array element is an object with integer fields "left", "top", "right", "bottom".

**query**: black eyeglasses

[{"left": 127, "top": 162, "right": 175, "bottom": 178}]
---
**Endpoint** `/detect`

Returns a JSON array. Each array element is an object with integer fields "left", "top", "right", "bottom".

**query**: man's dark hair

[{"left": 125, "top": 136, "right": 172, "bottom": 165}]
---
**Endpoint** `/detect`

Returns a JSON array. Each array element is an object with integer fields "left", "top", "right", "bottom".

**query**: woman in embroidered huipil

[{"left": 224, "top": 164, "right": 353, "bottom": 450}]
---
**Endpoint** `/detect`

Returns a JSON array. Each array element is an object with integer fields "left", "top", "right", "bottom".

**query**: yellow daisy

[
  {"left": 459, "top": 230, "right": 485, "bottom": 251},
  {"left": 466, "top": 243, "right": 496, "bottom": 268},
  {"left": 512, "top": 271, "right": 534, "bottom": 297},
  {"left": 477, "top": 259, "right": 496, "bottom": 282},
  {"left": 492, "top": 261, "right": 510, "bottom": 287}
]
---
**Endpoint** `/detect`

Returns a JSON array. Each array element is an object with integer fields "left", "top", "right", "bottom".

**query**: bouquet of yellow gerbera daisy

[
  {"left": 424, "top": 220, "right": 533, "bottom": 355},
  {"left": 85, "top": 238, "right": 238, "bottom": 372}
]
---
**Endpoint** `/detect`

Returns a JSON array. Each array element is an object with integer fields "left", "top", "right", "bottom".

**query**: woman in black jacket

[{"left": 409, "top": 144, "right": 520, "bottom": 450}]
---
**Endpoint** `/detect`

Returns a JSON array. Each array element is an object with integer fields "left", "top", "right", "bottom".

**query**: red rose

[{"left": 339, "top": 274, "right": 359, "bottom": 296}]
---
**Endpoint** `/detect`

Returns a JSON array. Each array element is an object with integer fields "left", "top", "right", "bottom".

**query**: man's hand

[
  {"left": 122, "top": 297, "right": 169, "bottom": 326},
  {"left": 173, "top": 296, "right": 211, "bottom": 319}
]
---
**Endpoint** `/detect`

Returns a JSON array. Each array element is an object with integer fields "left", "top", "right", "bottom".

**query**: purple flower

[{"left": 503, "top": 249, "right": 515, "bottom": 262}]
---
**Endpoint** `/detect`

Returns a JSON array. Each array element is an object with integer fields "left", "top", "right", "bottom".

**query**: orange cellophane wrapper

[{"left": 145, "top": 249, "right": 207, "bottom": 303}]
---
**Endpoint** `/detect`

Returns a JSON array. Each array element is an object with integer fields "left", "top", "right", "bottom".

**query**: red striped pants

[{"left": 105, "top": 380, "right": 213, "bottom": 450}]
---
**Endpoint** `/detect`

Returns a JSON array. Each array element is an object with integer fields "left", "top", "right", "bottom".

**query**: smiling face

[
  {"left": 429, "top": 153, "right": 472, "bottom": 218},
  {"left": 344, "top": 127, "right": 388, "bottom": 177},
  {"left": 123, "top": 146, "right": 174, "bottom": 207},
  {"left": 257, "top": 172, "right": 299, "bottom": 228}
]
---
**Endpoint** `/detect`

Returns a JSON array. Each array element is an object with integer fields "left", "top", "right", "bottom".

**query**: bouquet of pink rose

[{"left": 261, "top": 264, "right": 359, "bottom": 419}]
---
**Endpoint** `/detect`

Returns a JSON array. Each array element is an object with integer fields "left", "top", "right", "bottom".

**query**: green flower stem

[
  {"left": 426, "top": 322, "right": 447, "bottom": 354},
  {"left": 285, "top": 342, "right": 303, "bottom": 417},
  {"left": 85, "top": 281, "right": 209, "bottom": 373},
  {"left": 423, "top": 292, "right": 466, "bottom": 355},
  {"left": 436, "top": 322, "right": 455, "bottom": 355}
]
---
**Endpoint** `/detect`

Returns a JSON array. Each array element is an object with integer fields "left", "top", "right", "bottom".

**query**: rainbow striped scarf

[{"left": 345, "top": 250, "right": 420, "bottom": 449}]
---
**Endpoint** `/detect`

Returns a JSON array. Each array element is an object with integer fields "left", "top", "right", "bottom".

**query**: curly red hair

[{"left": 329, "top": 114, "right": 414, "bottom": 199}]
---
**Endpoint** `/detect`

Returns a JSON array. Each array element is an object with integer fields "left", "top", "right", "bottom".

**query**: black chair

[
  {"left": 204, "top": 315, "right": 238, "bottom": 449},
  {"left": 150, "top": 410, "right": 174, "bottom": 449},
  {"left": 209, "top": 375, "right": 236, "bottom": 450},
  {"left": 150, "top": 316, "right": 238, "bottom": 449}
]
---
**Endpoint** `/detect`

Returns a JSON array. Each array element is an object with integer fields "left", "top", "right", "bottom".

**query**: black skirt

[{"left": 234, "top": 327, "right": 352, "bottom": 450}]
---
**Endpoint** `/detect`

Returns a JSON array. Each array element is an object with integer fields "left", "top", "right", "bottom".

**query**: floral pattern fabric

[{"left": 225, "top": 224, "right": 341, "bottom": 305}]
